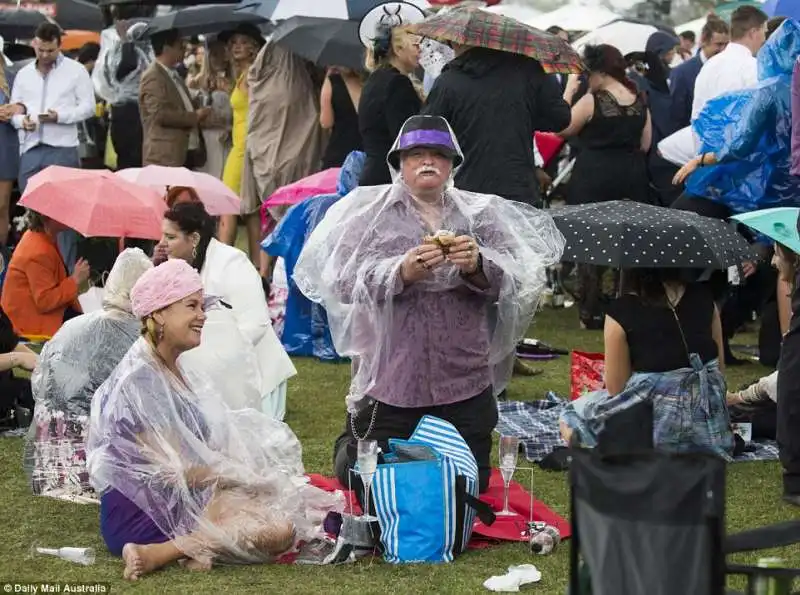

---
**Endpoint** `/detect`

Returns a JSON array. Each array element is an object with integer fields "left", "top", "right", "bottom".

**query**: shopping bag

[
  {"left": 570, "top": 351, "right": 605, "bottom": 400},
  {"left": 370, "top": 415, "right": 494, "bottom": 564}
]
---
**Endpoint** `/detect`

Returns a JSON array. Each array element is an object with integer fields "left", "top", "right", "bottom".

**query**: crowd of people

[{"left": 0, "top": 0, "right": 797, "bottom": 580}]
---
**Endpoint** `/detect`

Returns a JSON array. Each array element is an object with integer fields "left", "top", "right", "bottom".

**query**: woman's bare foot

[{"left": 122, "top": 544, "right": 148, "bottom": 580}]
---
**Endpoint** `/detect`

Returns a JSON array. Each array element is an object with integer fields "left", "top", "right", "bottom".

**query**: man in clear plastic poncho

[
  {"left": 86, "top": 259, "right": 342, "bottom": 579},
  {"left": 294, "top": 115, "right": 565, "bottom": 494},
  {"left": 25, "top": 248, "right": 152, "bottom": 502}
]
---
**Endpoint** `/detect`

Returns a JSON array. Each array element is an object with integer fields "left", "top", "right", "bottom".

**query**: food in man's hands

[{"left": 424, "top": 230, "right": 457, "bottom": 254}]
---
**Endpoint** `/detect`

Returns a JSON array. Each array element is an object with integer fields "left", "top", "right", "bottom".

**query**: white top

[
  {"left": 691, "top": 42, "right": 758, "bottom": 121},
  {"left": 10, "top": 54, "right": 96, "bottom": 154},
  {"left": 658, "top": 42, "right": 759, "bottom": 166},
  {"left": 178, "top": 239, "right": 296, "bottom": 419}
]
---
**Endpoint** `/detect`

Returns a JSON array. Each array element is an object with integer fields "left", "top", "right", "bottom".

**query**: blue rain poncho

[
  {"left": 261, "top": 151, "right": 365, "bottom": 361},
  {"left": 686, "top": 19, "right": 800, "bottom": 214}
]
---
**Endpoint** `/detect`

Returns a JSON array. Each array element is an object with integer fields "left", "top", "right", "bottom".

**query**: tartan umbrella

[{"left": 408, "top": 6, "right": 583, "bottom": 74}]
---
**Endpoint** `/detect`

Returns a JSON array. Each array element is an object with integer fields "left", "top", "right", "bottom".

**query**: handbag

[
  {"left": 369, "top": 415, "right": 495, "bottom": 564},
  {"left": 570, "top": 351, "right": 606, "bottom": 400}
]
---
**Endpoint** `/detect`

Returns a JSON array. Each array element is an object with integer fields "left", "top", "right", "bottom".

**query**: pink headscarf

[{"left": 130, "top": 259, "right": 204, "bottom": 319}]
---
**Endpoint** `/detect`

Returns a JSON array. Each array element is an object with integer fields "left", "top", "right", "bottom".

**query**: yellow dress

[{"left": 222, "top": 75, "right": 248, "bottom": 195}]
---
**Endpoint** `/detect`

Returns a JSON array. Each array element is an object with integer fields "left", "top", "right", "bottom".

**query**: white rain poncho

[
  {"left": 293, "top": 119, "right": 565, "bottom": 412},
  {"left": 86, "top": 337, "right": 343, "bottom": 564},
  {"left": 93, "top": 23, "right": 153, "bottom": 105},
  {"left": 24, "top": 249, "right": 153, "bottom": 500}
]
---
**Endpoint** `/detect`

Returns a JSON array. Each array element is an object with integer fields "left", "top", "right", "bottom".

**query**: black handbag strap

[{"left": 463, "top": 490, "right": 496, "bottom": 526}]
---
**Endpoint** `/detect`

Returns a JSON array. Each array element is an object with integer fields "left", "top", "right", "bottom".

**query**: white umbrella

[
  {"left": 573, "top": 20, "right": 659, "bottom": 56},
  {"left": 531, "top": 4, "right": 621, "bottom": 32},
  {"left": 481, "top": 4, "right": 541, "bottom": 27},
  {"left": 675, "top": 16, "right": 707, "bottom": 40}
]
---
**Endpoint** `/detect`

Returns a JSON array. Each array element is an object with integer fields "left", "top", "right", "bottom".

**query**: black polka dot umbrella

[{"left": 550, "top": 200, "right": 756, "bottom": 268}]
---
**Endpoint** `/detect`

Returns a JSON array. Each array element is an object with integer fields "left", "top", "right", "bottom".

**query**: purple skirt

[{"left": 100, "top": 489, "right": 169, "bottom": 556}]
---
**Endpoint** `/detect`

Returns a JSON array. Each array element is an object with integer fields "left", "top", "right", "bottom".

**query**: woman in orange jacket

[{"left": 1, "top": 212, "right": 91, "bottom": 337}]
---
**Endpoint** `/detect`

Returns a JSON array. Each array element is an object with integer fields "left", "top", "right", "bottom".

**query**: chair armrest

[
  {"left": 727, "top": 562, "right": 800, "bottom": 579},
  {"left": 725, "top": 520, "right": 800, "bottom": 553}
]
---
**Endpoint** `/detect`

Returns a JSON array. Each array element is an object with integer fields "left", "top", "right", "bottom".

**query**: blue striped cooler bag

[{"left": 370, "top": 415, "right": 495, "bottom": 563}]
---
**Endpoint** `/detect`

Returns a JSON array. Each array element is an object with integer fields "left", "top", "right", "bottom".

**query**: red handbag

[{"left": 570, "top": 351, "right": 606, "bottom": 400}]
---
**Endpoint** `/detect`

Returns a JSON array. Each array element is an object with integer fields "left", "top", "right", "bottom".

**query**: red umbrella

[{"left": 20, "top": 166, "right": 165, "bottom": 240}]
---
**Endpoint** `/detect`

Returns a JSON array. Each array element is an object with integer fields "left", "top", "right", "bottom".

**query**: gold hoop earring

[{"left": 192, "top": 245, "right": 198, "bottom": 261}]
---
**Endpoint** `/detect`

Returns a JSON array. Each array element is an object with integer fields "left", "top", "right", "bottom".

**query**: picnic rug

[{"left": 497, "top": 393, "right": 780, "bottom": 464}]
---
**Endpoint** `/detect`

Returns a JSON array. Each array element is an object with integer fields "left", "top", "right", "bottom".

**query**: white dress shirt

[
  {"left": 691, "top": 42, "right": 758, "bottom": 121},
  {"left": 658, "top": 42, "right": 760, "bottom": 165},
  {"left": 10, "top": 54, "right": 96, "bottom": 154}
]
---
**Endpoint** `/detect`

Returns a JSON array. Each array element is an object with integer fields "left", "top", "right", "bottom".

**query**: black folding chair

[{"left": 568, "top": 448, "right": 800, "bottom": 595}]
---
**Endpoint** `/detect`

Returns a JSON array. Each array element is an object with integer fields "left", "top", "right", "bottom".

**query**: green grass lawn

[{"left": 2, "top": 306, "right": 798, "bottom": 594}]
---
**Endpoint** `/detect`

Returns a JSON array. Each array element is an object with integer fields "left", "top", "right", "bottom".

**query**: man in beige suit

[{"left": 139, "top": 28, "right": 210, "bottom": 168}]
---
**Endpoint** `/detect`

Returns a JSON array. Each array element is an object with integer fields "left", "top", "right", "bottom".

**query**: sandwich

[{"left": 424, "top": 230, "right": 457, "bottom": 254}]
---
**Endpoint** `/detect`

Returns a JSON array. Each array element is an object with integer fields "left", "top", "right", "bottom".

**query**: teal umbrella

[
  {"left": 731, "top": 207, "right": 800, "bottom": 253},
  {"left": 714, "top": 1, "right": 764, "bottom": 20}
]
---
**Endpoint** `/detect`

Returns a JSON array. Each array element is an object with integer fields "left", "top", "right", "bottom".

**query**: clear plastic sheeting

[
  {"left": 86, "top": 338, "right": 343, "bottom": 564},
  {"left": 687, "top": 19, "right": 800, "bottom": 213},
  {"left": 93, "top": 23, "right": 153, "bottom": 105},
  {"left": 25, "top": 248, "right": 153, "bottom": 499},
  {"left": 293, "top": 120, "right": 565, "bottom": 412}
]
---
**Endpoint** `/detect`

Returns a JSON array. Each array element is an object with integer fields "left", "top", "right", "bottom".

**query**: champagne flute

[
  {"left": 498, "top": 435, "right": 520, "bottom": 516},
  {"left": 357, "top": 439, "right": 379, "bottom": 522}
]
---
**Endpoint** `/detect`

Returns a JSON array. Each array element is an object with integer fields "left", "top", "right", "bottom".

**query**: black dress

[
  {"left": 0, "top": 308, "right": 33, "bottom": 427},
  {"left": 358, "top": 66, "right": 421, "bottom": 186},
  {"left": 605, "top": 284, "right": 718, "bottom": 373},
  {"left": 321, "top": 74, "right": 363, "bottom": 170},
  {"left": 568, "top": 90, "right": 650, "bottom": 205}
]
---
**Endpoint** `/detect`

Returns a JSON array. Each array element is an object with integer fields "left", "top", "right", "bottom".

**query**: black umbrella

[
  {"left": 0, "top": 10, "right": 59, "bottom": 40},
  {"left": 99, "top": 0, "right": 238, "bottom": 6},
  {"left": 271, "top": 16, "right": 363, "bottom": 71},
  {"left": 144, "top": 4, "right": 267, "bottom": 37},
  {"left": 54, "top": 0, "right": 104, "bottom": 33},
  {"left": 551, "top": 201, "right": 755, "bottom": 269}
]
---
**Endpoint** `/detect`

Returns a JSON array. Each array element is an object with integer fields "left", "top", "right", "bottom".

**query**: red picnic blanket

[{"left": 307, "top": 468, "right": 570, "bottom": 548}]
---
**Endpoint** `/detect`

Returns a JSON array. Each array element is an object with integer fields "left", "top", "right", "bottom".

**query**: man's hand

[
  {"left": 742, "top": 260, "right": 757, "bottom": 278},
  {"left": 400, "top": 244, "right": 445, "bottom": 284},
  {"left": 535, "top": 167, "right": 553, "bottom": 193},
  {"left": 195, "top": 107, "right": 212, "bottom": 124},
  {"left": 0, "top": 103, "right": 25, "bottom": 122},
  {"left": 21, "top": 115, "right": 36, "bottom": 131},
  {"left": 71, "top": 258, "right": 91, "bottom": 286},
  {"left": 447, "top": 235, "right": 481, "bottom": 275},
  {"left": 38, "top": 109, "right": 58, "bottom": 124}
]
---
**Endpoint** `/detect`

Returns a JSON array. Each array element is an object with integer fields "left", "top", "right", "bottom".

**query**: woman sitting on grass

[
  {"left": 86, "top": 259, "right": 341, "bottom": 580},
  {"left": 25, "top": 248, "right": 152, "bottom": 501},
  {"left": 560, "top": 268, "right": 734, "bottom": 458}
]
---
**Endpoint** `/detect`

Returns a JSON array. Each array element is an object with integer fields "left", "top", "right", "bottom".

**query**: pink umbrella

[
  {"left": 116, "top": 165, "right": 242, "bottom": 216},
  {"left": 263, "top": 167, "right": 340, "bottom": 207},
  {"left": 19, "top": 166, "right": 165, "bottom": 240}
]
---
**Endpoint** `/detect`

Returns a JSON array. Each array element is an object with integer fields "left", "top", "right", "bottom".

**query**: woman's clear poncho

[
  {"left": 86, "top": 338, "right": 343, "bottom": 563},
  {"left": 93, "top": 23, "right": 153, "bottom": 105},
  {"left": 293, "top": 120, "right": 565, "bottom": 411},
  {"left": 24, "top": 249, "right": 152, "bottom": 495}
]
